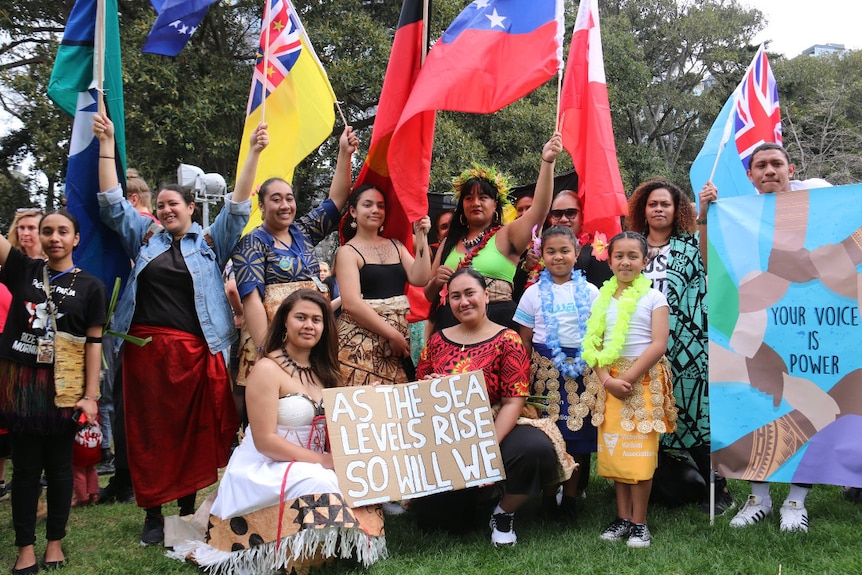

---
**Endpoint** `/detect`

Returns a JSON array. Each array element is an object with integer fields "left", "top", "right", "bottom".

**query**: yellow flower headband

[{"left": 452, "top": 162, "right": 513, "bottom": 207}]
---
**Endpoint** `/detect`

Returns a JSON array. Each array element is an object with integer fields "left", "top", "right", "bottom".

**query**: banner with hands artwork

[
  {"left": 708, "top": 184, "right": 862, "bottom": 486},
  {"left": 323, "top": 371, "right": 506, "bottom": 508}
]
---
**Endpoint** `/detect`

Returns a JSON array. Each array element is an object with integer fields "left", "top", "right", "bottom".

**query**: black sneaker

[
  {"left": 140, "top": 515, "right": 164, "bottom": 546},
  {"left": 600, "top": 518, "right": 633, "bottom": 541},
  {"left": 96, "top": 459, "right": 115, "bottom": 476},
  {"left": 699, "top": 488, "right": 736, "bottom": 515},
  {"left": 98, "top": 479, "right": 135, "bottom": 504},
  {"left": 489, "top": 511, "right": 517, "bottom": 546},
  {"left": 0, "top": 481, "right": 9, "bottom": 502}
]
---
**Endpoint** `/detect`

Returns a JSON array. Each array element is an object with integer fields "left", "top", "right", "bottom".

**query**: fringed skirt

[
  {"left": 170, "top": 425, "right": 386, "bottom": 573},
  {"left": 337, "top": 295, "right": 412, "bottom": 387},
  {"left": 0, "top": 358, "right": 73, "bottom": 434},
  {"left": 583, "top": 357, "right": 677, "bottom": 484}
]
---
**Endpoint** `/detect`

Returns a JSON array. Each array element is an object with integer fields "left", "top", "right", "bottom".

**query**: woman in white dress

[{"left": 174, "top": 289, "right": 386, "bottom": 573}]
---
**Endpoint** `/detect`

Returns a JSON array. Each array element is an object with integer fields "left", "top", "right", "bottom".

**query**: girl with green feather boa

[{"left": 581, "top": 232, "right": 678, "bottom": 549}]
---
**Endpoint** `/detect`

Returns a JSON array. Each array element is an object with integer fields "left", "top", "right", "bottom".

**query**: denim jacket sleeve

[
  {"left": 207, "top": 192, "right": 252, "bottom": 269},
  {"left": 97, "top": 185, "right": 156, "bottom": 260}
]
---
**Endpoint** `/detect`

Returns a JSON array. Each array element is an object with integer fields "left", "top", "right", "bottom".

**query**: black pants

[{"left": 10, "top": 429, "right": 75, "bottom": 547}]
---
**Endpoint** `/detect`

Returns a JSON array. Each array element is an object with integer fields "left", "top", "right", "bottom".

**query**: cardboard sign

[{"left": 322, "top": 370, "right": 506, "bottom": 507}]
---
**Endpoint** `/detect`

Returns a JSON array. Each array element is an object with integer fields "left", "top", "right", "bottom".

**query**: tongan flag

[
  {"left": 142, "top": 0, "right": 218, "bottom": 57},
  {"left": 355, "top": 0, "right": 434, "bottom": 321},
  {"left": 48, "top": 0, "right": 130, "bottom": 292},
  {"left": 559, "top": 0, "right": 626, "bottom": 240},
  {"left": 390, "top": 0, "right": 563, "bottom": 223},
  {"left": 239, "top": 0, "right": 336, "bottom": 234},
  {"left": 690, "top": 45, "right": 781, "bottom": 205}
]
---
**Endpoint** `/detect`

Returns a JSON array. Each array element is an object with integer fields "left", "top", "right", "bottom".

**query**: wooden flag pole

[
  {"left": 95, "top": 0, "right": 106, "bottom": 115},
  {"left": 421, "top": 0, "right": 430, "bottom": 65},
  {"left": 261, "top": 0, "right": 272, "bottom": 123},
  {"left": 335, "top": 101, "right": 348, "bottom": 128}
]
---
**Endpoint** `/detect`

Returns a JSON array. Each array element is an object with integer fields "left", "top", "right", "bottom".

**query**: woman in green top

[{"left": 424, "top": 133, "right": 561, "bottom": 331}]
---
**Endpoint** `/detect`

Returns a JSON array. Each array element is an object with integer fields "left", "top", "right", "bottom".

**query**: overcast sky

[{"left": 745, "top": 0, "right": 859, "bottom": 57}]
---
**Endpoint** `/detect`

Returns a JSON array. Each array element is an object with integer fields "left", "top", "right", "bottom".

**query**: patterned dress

[{"left": 661, "top": 233, "right": 709, "bottom": 450}]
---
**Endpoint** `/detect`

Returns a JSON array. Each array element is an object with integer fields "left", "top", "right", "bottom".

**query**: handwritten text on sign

[{"left": 322, "top": 371, "right": 505, "bottom": 507}]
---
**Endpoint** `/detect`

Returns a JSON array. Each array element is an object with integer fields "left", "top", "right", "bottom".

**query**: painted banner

[
  {"left": 708, "top": 184, "right": 862, "bottom": 486},
  {"left": 323, "top": 371, "right": 505, "bottom": 507}
]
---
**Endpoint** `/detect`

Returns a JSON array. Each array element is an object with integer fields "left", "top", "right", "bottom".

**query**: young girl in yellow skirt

[{"left": 581, "top": 231, "right": 677, "bottom": 548}]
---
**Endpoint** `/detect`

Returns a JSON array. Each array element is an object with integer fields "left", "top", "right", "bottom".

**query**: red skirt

[{"left": 124, "top": 325, "right": 238, "bottom": 508}]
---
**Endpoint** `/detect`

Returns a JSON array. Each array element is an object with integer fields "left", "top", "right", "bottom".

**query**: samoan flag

[
  {"left": 690, "top": 45, "right": 781, "bottom": 207},
  {"left": 143, "top": 0, "right": 218, "bottom": 56}
]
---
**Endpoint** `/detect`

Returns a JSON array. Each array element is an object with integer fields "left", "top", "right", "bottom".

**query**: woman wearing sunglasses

[{"left": 545, "top": 191, "right": 613, "bottom": 288}]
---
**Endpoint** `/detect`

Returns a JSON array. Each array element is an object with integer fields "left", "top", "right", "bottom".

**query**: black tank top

[{"left": 346, "top": 240, "right": 408, "bottom": 299}]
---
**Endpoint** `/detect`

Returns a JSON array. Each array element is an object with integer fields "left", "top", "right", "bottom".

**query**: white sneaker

[
  {"left": 627, "top": 523, "right": 651, "bottom": 548},
  {"left": 382, "top": 501, "right": 406, "bottom": 516},
  {"left": 729, "top": 494, "right": 773, "bottom": 527},
  {"left": 489, "top": 511, "right": 517, "bottom": 547},
  {"left": 779, "top": 500, "right": 809, "bottom": 532}
]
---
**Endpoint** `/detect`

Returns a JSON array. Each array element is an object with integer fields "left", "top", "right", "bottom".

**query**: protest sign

[
  {"left": 708, "top": 184, "right": 862, "bottom": 486},
  {"left": 322, "top": 370, "right": 505, "bottom": 507}
]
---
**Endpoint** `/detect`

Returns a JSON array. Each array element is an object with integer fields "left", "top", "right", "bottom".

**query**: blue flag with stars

[{"left": 143, "top": 0, "right": 218, "bottom": 56}]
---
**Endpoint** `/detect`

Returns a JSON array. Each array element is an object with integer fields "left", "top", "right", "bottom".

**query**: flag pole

[
  {"left": 335, "top": 101, "right": 349, "bottom": 127},
  {"left": 555, "top": 69, "right": 563, "bottom": 131},
  {"left": 708, "top": 100, "right": 736, "bottom": 183},
  {"left": 421, "top": 0, "right": 430, "bottom": 65},
  {"left": 95, "top": 0, "right": 106, "bottom": 115},
  {"left": 261, "top": 0, "right": 271, "bottom": 123}
]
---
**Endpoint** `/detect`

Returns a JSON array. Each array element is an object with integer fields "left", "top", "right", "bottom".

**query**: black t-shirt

[
  {"left": 0, "top": 248, "right": 108, "bottom": 366},
  {"left": 133, "top": 240, "right": 204, "bottom": 337}
]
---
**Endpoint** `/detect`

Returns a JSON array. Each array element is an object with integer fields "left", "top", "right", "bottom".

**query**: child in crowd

[
  {"left": 581, "top": 231, "right": 677, "bottom": 548},
  {"left": 514, "top": 226, "right": 599, "bottom": 519},
  {"left": 72, "top": 418, "right": 103, "bottom": 507}
]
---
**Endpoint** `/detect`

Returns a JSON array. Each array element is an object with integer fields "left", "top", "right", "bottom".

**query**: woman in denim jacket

[{"left": 93, "top": 113, "right": 262, "bottom": 545}]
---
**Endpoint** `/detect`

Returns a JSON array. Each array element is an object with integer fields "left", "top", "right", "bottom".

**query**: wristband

[
  {"left": 85, "top": 336, "right": 102, "bottom": 344},
  {"left": 542, "top": 158, "right": 555, "bottom": 164},
  {"left": 83, "top": 394, "right": 101, "bottom": 401},
  {"left": 99, "top": 156, "right": 115, "bottom": 159},
  {"left": 696, "top": 218, "right": 707, "bottom": 225},
  {"left": 601, "top": 375, "right": 611, "bottom": 387}
]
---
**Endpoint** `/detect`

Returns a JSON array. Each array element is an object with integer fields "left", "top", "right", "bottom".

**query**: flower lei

[
  {"left": 538, "top": 268, "right": 592, "bottom": 377},
  {"left": 581, "top": 274, "right": 652, "bottom": 367},
  {"left": 438, "top": 225, "right": 502, "bottom": 306}
]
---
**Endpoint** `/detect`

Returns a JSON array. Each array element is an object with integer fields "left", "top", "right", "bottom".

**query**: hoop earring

[
  {"left": 349, "top": 220, "right": 357, "bottom": 229},
  {"left": 493, "top": 211, "right": 501, "bottom": 225},
  {"left": 460, "top": 213, "right": 467, "bottom": 226}
]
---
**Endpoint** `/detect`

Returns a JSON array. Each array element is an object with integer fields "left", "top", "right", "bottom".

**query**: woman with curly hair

[
  {"left": 626, "top": 179, "right": 731, "bottom": 513},
  {"left": 424, "top": 133, "right": 562, "bottom": 331}
]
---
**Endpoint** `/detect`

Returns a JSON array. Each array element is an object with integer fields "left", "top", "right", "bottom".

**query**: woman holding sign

[
  {"left": 173, "top": 290, "right": 386, "bottom": 572},
  {"left": 415, "top": 268, "right": 570, "bottom": 547}
]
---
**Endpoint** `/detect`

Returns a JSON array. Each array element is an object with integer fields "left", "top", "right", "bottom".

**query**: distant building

[{"left": 801, "top": 43, "right": 847, "bottom": 57}]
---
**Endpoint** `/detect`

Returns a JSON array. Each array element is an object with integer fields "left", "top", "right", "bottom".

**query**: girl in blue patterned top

[{"left": 514, "top": 226, "right": 599, "bottom": 520}]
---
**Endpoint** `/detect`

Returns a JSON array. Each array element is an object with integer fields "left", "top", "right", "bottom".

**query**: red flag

[
  {"left": 559, "top": 0, "right": 626, "bottom": 239},
  {"left": 390, "top": 0, "right": 563, "bottom": 233},
  {"left": 355, "top": 0, "right": 435, "bottom": 321}
]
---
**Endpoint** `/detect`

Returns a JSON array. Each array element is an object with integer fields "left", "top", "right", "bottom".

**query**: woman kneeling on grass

[
  {"left": 171, "top": 290, "right": 386, "bottom": 573},
  {"left": 581, "top": 232, "right": 677, "bottom": 548},
  {"left": 414, "top": 268, "right": 572, "bottom": 547}
]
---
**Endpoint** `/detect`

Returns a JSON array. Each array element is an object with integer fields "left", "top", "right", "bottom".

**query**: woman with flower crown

[
  {"left": 581, "top": 231, "right": 677, "bottom": 549},
  {"left": 514, "top": 226, "right": 599, "bottom": 521},
  {"left": 423, "top": 133, "right": 562, "bottom": 331}
]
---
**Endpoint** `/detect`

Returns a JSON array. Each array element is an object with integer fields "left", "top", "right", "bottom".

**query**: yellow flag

[{"left": 238, "top": 0, "right": 336, "bottom": 234}]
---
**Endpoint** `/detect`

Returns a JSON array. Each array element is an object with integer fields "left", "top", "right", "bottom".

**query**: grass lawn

[{"left": 1, "top": 474, "right": 860, "bottom": 574}]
